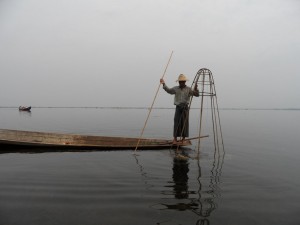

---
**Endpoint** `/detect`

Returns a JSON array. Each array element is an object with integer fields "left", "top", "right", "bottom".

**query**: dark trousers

[{"left": 173, "top": 104, "right": 189, "bottom": 138}]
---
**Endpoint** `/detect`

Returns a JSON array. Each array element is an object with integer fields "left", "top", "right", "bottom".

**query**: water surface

[{"left": 0, "top": 108, "right": 299, "bottom": 225}]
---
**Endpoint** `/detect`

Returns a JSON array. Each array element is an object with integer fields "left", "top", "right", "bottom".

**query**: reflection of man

[
  {"left": 172, "top": 157, "right": 189, "bottom": 199},
  {"left": 160, "top": 74, "right": 199, "bottom": 144},
  {"left": 160, "top": 156, "right": 198, "bottom": 212}
]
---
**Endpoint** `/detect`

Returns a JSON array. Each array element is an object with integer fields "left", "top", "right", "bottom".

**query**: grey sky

[{"left": 0, "top": 0, "right": 299, "bottom": 108}]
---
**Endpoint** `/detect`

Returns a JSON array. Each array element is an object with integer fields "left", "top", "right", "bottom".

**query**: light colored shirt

[{"left": 163, "top": 84, "right": 199, "bottom": 105}]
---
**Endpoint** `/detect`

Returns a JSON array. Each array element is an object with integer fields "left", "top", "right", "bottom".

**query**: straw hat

[{"left": 176, "top": 74, "right": 188, "bottom": 82}]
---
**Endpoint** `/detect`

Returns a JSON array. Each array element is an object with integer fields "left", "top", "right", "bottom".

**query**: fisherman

[{"left": 160, "top": 74, "right": 199, "bottom": 144}]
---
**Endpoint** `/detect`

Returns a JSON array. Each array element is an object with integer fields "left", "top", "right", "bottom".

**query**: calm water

[{"left": 0, "top": 108, "right": 299, "bottom": 225}]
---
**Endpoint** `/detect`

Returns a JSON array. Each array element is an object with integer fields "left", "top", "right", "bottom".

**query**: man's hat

[{"left": 176, "top": 74, "right": 188, "bottom": 82}]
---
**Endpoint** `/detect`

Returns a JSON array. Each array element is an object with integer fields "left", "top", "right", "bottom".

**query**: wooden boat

[
  {"left": 0, "top": 129, "right": 203, "bottom": 151},
  {"left": 19, "top": 106, "right": 31, "bottom": 111}
]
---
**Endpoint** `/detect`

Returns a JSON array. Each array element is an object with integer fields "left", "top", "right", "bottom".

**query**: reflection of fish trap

[{"left": 190, "top": 68, "right": 224, "bottom": 154}]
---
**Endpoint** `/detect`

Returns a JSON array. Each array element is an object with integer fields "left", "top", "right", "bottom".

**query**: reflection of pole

[
  {"left": 196, "top": 159, "right": 202, "bottom": 208},
  {"left": 191, "top": 146, "right": 223, "bottom": 221},
  {"left": 133, "top": 154, "right": 151, "bottom": 189}
]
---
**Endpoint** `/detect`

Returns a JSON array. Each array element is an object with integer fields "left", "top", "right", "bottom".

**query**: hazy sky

[{"left": 0, "top": 0, "right": 299, "bottom": 108}]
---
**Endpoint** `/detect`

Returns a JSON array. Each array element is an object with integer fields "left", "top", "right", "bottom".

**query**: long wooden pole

[{"left": 134, "top": 51, "right": 174, "bottom": 153}]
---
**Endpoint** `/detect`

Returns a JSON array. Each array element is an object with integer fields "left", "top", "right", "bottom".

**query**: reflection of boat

[
  {"left": 19, "top": 106, "right": 31, "bottom": 111},
  {"left": 0, "top": 129, "right": 196, "bottom": 151}
]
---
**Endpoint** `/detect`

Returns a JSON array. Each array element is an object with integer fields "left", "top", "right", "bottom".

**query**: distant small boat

[
  {"left": 19, "top": 106, "right": 31, "bottom": 111},
  {"left": 0, "top": 129, "right": 208, "bottom": 151}
]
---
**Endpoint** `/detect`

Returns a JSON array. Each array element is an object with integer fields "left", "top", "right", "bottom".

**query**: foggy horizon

[{"left": 1, "top": 0, "right": 299, "bottom": 109}]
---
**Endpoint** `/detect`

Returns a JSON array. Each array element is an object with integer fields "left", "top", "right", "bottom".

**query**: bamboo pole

[{"left": 134, "top": 51, "right": 174, "bottom": 153}]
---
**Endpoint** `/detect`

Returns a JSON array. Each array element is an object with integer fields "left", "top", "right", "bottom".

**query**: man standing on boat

[{"left": 160, "top": 74, "right": 199, "bottom": 144}]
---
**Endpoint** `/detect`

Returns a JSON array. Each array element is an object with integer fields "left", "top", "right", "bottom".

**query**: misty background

[{"left": 0, "top": 0, "right": 299, "bottom": 108}]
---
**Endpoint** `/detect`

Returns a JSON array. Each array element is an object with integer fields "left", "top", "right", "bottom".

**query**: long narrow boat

[
  {"left": 19, "top": 106, "right": 31, "bottom": 111},
  {"left": 0, "top": 129, "right": 197, "bottom": 151}
]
